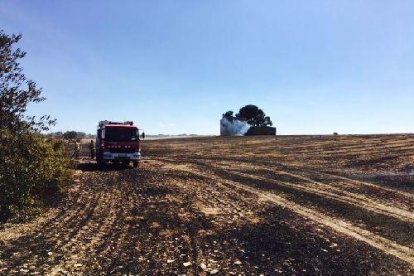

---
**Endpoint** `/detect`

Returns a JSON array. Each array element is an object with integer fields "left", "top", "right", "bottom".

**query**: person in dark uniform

[{"left": 89, "top": 140, "right": 96, "bottom": 159}]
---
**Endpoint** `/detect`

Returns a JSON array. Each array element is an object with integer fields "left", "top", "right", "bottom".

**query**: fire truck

[{"left": 96, "top": 120, "right": 141, "bottom": 167}]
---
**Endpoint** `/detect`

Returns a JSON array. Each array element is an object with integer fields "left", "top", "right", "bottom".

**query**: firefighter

[
  {"left": 72, "top": 140, "right": 80, "bottom": 159},
  {"left": 89, "top": 140, "right": 96, "bottom": 159}
]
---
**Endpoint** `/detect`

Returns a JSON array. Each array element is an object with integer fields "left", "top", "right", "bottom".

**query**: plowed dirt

[{"left": 1, "top": 135, "right": 413, "bottom": 274}]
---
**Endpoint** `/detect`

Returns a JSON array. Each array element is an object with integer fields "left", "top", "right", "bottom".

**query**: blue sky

[{"left": 1, "top": 0, "right": 413, "bottom": 135}]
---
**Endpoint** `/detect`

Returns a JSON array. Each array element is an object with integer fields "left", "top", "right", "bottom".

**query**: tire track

[
  {"left": 211, "top": 161, "right": 414, "bottom": 214},
  {"left": 236, "top": 169, "right": 414, "bottom": 222},
  {"left": 163, "top": 160, "right": 414, "bottom": 266},
  {"left": 197, "top": 157, "right": 414, "bottom": 200}
]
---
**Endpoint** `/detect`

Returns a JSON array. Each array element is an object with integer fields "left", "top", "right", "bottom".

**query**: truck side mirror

[{"left": 141, "top": 132, "right": 145, "bottom": 140}]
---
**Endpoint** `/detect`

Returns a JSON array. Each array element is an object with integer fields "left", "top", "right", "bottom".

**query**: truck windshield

[{"left": 104, "top": 127, "right": 138, "bottom": 142}]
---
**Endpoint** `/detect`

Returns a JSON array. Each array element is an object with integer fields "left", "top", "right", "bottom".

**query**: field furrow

[{"left": 1, "top": 135, "right": 414, "bottom": 274}]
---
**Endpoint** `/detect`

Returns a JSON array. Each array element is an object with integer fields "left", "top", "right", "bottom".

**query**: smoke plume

[{"left": 220, "top": 117, "right": 250, "bottom": 136}]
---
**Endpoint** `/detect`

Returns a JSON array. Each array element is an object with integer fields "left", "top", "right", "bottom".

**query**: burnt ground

[{"left": 0, "top": 135, "right": 414, "bottom": 274}]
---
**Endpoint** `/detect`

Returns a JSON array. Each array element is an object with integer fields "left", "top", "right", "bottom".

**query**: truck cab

[{"left": 96, "top": 120, "right": 141, "bottom": 167}]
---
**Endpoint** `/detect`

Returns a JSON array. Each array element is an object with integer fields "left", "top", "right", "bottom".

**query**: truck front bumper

[{"left": 103, "top": 151, "right": 141, "bottom": 161}]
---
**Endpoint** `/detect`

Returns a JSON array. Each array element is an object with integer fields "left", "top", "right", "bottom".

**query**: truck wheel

[
  {"left": 133, "top": 161, "right": 139, "bottom": 168},
  {"left": 97, "top": 158, "right": 104, "bottom": 168}
]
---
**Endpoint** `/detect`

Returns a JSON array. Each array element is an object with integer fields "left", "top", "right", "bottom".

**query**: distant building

[{"left": 245, "top": 126, "right": 277, "bottom": 136}]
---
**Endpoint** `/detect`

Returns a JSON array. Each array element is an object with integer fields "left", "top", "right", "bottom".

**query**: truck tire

[{"left": 97, "top": 156, "right": 104, "bottom": 168}]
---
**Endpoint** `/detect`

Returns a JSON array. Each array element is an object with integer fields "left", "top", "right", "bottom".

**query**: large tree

[
  {"left": 0, "top": 31, "right": 55, "bottom": 132},
  {"left": 0, "top": 30, "right": 68, "bottom": 221},
  {"left": 235, "top": 104, "right": 273, "bottom": 127}
]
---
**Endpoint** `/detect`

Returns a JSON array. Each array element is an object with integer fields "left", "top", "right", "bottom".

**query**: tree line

[{"left": 48, "top": 131, "right": 94, "bottom": 140}]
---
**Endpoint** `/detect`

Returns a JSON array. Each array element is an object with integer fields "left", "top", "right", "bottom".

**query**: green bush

[{"left": 0, "top": 130, "right": 70, "bottom": 220}]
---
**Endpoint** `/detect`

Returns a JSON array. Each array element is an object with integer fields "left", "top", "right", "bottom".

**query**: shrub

[{"left": 0, "top": 131, "right": 70, "bottom": 220}]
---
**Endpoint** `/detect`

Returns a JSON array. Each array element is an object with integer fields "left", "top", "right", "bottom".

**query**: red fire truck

[{"left": 96, "top": 120, "right": 141, "bottom": 167}]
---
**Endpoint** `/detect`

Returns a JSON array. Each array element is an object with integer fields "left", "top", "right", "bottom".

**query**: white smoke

[{"left": 220, "top": 117, "right": 250, "bottom": 136}]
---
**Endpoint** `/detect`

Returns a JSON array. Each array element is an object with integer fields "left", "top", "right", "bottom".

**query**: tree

[
  {"left": 62, "top": 131, "right": 87, "bottom": 140},
  {"left": 0, "top": 30, "right": 68, "bottom": 221},
  {"left": 235, "top": 104, "right": 273, "bottom": 127},
  {"left": 49, "top": 131, "right": 63, "bottom": 137},
  {"left": 0, "top": 32, "right": 55, "bottom": 132},
  {"left": 63, "top": 131, "right": 79, "bottom": 140},
  {"left": 222, "top": 110, "right": 236, "bottom": 121}
]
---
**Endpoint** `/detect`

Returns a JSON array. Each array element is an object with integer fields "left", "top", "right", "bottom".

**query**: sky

[{"left": 1, "top": 0, "right": 413, "bottom": 135}]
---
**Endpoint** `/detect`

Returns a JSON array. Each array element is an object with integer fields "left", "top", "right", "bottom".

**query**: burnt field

[{"left": 1, "top": 135, "right": 414, "bottom": 274}]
